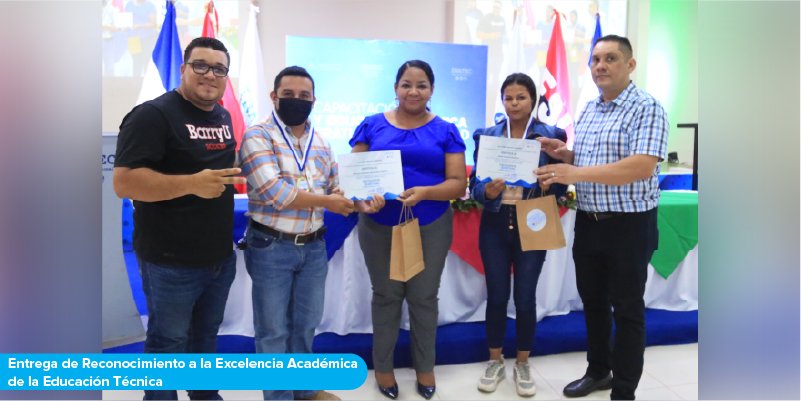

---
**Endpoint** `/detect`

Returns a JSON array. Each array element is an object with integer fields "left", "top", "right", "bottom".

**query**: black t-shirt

[{"left": 115, "top": 90, "right": 235, "bottom": 267}]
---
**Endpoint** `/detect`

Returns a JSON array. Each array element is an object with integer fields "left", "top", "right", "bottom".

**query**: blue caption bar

[{"left": 0, "top": 354, "right": 367, "bottom": 390}]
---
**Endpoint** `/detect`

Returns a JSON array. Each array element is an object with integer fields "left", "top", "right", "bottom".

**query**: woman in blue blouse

[
  {"left": 349, "top": 60, "right": 467, "bottom": 400},
  {"left": 470, "top": 73, "right": 567, "bottom": 397}
]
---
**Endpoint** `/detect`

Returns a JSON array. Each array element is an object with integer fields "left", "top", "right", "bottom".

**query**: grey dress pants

[{"left": 357, "top": 209, "right": 453, "bottom": 373}]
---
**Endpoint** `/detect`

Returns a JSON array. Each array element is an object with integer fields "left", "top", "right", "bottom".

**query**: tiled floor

[{"left": 104, "top": 343, "right": 697, "bottom": 400}]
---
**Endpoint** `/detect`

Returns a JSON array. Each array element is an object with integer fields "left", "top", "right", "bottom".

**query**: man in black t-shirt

[{"left": 114, "top": 37, "right": 246, "bottom": 401}]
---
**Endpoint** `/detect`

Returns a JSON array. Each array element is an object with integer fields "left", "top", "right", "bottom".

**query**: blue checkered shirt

[{"left": 573, "top": 82, "right": 668, "bottom": 212}]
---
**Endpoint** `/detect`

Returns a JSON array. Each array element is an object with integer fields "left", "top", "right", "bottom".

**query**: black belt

[
  {"left": 581, "top": 211, "right": 627, "bottom": 221},
  {"left": 250, "top": 220, "right": 326, "bottom": 245}
]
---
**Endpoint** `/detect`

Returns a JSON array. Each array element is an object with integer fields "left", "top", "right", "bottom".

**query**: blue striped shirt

[{"left": 573, "top": 82, "right": 668, "bottom": 212}]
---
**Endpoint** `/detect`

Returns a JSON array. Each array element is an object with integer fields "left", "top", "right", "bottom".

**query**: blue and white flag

[{"left": 135, "top": 0, "right": 182, "bottom": 106}]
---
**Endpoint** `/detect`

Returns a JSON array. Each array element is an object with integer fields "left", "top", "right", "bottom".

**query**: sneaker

[
  {"left": 296, "top": 390, "right": 341, "bottom": 400},
  {"left": 477, "top": 359, "right": 505, "bottom": 392},
  {"left": 513, "top": 362, "right": 536, "bottom": 397}
]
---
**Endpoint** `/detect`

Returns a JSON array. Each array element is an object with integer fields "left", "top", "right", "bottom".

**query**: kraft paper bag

[
  {"left": 516, "top": 194, "right": 566, "bottom": 251},
  {"left": 389, "top": 206, "right": 424, "bottom": 282}
]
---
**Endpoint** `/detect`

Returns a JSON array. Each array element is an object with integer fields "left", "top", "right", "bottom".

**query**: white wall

[
  {"left": 628, "top": 0, "right": 649, "bottom": 84},
  {"left": 257, "top": 0, "right": 451, "bottom": 89}
]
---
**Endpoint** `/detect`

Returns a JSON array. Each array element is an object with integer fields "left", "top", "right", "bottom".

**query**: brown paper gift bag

[
  {"left": 516, "top": 194, "right": 566, "bottom": 251},
  {"left": 389, "top": 205, "right": 424, "bottom": 282}
]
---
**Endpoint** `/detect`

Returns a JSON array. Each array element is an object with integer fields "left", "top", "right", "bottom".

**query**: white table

[{"left": 218, "top": 210, "right": 698, "bottom": 337}]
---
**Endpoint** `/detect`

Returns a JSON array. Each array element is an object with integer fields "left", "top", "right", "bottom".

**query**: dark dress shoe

[
  {"left": 416, "top": 381, "right": 436, "bottom": 400},
  {"left": 563, "top": 373, "right": 613, "bottom": 398},
  {"left": 377, "top": 383, "right": 398, "bottom": 400}
]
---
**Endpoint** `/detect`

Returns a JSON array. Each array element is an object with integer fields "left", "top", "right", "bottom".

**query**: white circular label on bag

[{"left": 526, "top": 209, "right": 547, "bottom": 232}]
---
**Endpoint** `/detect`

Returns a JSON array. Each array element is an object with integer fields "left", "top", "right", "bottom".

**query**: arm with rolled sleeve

[
  {"left": 537, "top": 98, "right": 668, "bottom": 187},
  {"left": 238, "top": 127, "right": 299, "bottom": 210},
  {"left": 630, "top": 99, "right": 669, "bottom": 162},
  {"left": 576, "top": 99, "right": 668, "bottom": 185},
  {"left": 469, "top": 129, "right": 503, "bottom": 212}
]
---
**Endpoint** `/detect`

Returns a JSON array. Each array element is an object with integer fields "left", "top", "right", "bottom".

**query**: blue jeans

[
  {"left": 479, "top": 205, "right": 546, "bottom": 351},
  {"left": 139, "top": 251, "right": 236, "bottom": 400},
  {"left": 243, "top": 226, "right": 328, "bottom": 401}
]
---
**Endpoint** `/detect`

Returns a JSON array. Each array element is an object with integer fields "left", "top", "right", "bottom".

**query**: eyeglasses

[{"left": 187, "top": 61, "right": 229, "bottom": 77}]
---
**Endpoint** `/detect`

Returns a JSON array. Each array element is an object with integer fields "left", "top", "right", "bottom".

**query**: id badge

[{"left": 297, "top": 176, "right": 309, "bottom": 191}]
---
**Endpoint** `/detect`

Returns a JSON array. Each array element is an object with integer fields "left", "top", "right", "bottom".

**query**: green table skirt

[{"left": 652, "top": 191, "right": 698, "bottom": 278}]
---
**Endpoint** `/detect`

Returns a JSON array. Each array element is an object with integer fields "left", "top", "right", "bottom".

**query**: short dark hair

[
  {"left": 500, "top": 72, "right": 538, "bottom": 103},
  {"left": 395, "top": 60, "right": 435, "bottom": 87},
  {"left": 183, "top": 37, "right": 230, "bottom": 66},
  {"left": 594, "top": 34, "right": 633, "bottom": 59},
  {"left": 273, "top": 66, "right": 315, "bottom": 95}
]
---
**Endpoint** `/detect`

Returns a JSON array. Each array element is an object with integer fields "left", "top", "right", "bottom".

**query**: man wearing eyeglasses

[{"left": 113, "top": 37, "right": 246, "bottom": 401}]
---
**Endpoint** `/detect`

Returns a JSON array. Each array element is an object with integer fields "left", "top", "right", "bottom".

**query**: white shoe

[
  {"left": 477, "top": 359, "right": 505, "bottom": 392},
  {"left": 513, "top": 362, "right": 536, "bottom": 397}
]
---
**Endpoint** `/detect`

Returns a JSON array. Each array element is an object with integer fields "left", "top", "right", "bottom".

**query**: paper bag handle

[
  {"left": 398, "top": 204, "right": 415, "bottom": 225},
  {"left": 526, "top": 183, "right": 549, "bottom": 200}
]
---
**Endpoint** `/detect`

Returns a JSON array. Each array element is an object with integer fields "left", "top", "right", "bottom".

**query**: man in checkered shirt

[
  {"left": 238, "top": 66, "right": 383, "bottom": 401},
  {"left": 536, "top": 35, "right": 669, "bottom": 400}
]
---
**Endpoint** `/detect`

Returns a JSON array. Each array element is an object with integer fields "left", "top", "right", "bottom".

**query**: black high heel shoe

[
  {"left": 377, "top": 382, "right": 398, "bottom": 400},
  {"left": 416, "top": 381, "right": 436, "bottom": 400}
]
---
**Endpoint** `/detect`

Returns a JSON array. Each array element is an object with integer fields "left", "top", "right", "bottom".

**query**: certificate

[
  {"left": 338, "top": 150, "right": 405, "bottom": 200},
  {"left": 475, "top": 136, "right": 541, "bottom": 185}
]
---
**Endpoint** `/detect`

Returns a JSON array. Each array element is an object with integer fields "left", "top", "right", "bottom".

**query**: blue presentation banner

[
  {"left": 0, "top": 354, "right": 366, "bottom": 390},
  {"left": 286, "top": 36, "right": 487, "bottom": 163}
]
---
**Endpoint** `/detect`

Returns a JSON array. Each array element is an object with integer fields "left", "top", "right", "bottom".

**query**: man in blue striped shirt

[{"left": 536, "top": 35, "right": 668, "bottom": 400}]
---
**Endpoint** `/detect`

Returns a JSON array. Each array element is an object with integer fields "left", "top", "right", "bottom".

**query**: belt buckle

[
  {"left": 589, "top": 212, "right": 600, "bottom": 221},
  {"left": 294, "top": 234, "right": 306, "bottom": 246}
]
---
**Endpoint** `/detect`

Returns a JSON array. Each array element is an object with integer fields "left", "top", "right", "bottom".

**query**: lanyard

[
  {"left": 505, "top": 113, "right": 535, "bottom": 139},
  {"left": 272, "top": 111, "right": 315, "bottom": 174},
  {"left": 504, "top": 114, "right": 536, "bottom": 191}
]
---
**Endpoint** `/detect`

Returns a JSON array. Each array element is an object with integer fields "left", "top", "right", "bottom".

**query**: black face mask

[{"left": 276, "top": 98, "right": 313, "bottom": 126}]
